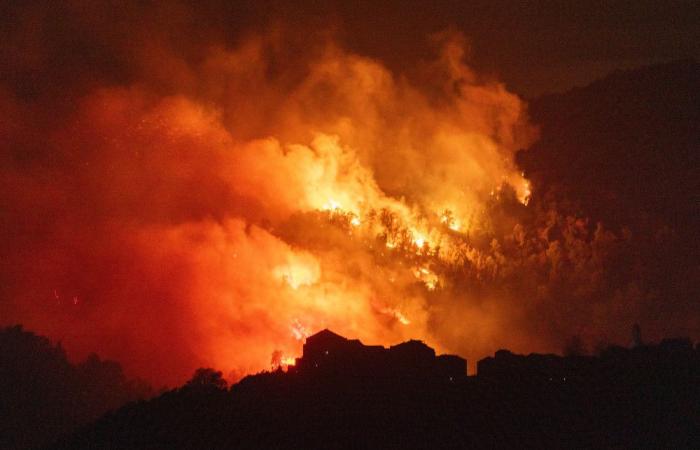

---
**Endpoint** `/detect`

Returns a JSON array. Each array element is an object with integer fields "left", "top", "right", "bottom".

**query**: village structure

[{"left": 288, "top": 329, "right": 467, "bottom": 381}]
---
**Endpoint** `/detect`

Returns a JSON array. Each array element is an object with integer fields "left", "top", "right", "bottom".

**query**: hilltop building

[{"left": 291, "top": 329, "right": 466, "bottom": 381}]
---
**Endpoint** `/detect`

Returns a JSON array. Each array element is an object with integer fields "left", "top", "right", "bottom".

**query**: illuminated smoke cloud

[{"left": 1, "top": 4, "right": 694, "bottom": 385}]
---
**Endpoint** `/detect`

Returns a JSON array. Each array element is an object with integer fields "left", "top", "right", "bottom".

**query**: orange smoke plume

[{"left": 5, "top": 11, "right": 683, "bottom": 387}]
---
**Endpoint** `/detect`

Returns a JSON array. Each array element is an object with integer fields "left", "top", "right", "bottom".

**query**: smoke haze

[{"left": 1, "top": 1, "right": 697, "bottom": 384}]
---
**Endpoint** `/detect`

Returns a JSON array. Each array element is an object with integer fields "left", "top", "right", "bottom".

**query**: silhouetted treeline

[
  {"left": 49, "top": 330, "right": 700, "bottom": 449},
  {"left": 0, "top": 325, "right": 153, "bottom": 450}
]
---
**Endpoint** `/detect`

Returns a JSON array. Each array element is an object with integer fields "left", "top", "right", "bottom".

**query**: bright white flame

[
  {"left": 322, "top": 198, "right": 342, "bottom": 211},
  {"left": 413, "top": 233, "right": 426, "bottom": 248}
]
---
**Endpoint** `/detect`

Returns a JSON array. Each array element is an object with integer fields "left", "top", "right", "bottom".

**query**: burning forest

[{"left": 1, "top": 1, "right": 698, "bottom": 387}]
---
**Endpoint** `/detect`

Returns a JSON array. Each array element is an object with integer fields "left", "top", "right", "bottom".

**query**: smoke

[{"left": 1, "top": 2, "right": 695, "bottom": 385}]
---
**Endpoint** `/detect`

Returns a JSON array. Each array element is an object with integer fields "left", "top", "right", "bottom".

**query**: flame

[
  {"left": 440, "top": 211, "right": 462, "bottom": 232},
  {"left": 2, "top": 8, "right": 691, "bottom": 393},
  {"left": 273, "top": 254, "right": 320, "bottom": 290},
  {"left": 291, "top": 320, "right": 311, "bottom": 341},
  {"left": 271, "top": 349, "right": 299, "bottom": 369},
  {"left": 378, "top": 306, "right": 412, "bottom": 325},
  {"left": 0, "top": 26, "right": 548, "bottom": 385},
  {"left": 412, "top": 233, "right": 426, "bottom": 249},
  {"left": 413, "top": 267, "right": 440, "bottom": 291},
  {"left": 281, "top": 357, "right": 296, "bottom": 366},
  {"left": 322, "top": 198, "right": 342, "bottom": 211}
]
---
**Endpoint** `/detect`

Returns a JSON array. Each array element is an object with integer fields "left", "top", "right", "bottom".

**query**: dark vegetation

[
  {"left": 0, "top": 325, "right": 153, "bottom": 450},
  {"left": 48, "top": 328, "right": 700, "bottom": 449},
  {"left": 518, "top": 60, "right": 699, "bottom": 297},
  {"left": 520, "top": 59, "right": 699, "bottom": 235}
]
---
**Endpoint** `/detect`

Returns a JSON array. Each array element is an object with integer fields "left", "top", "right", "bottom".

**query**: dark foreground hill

[
  {"left": 49, "top": 329, "right": 700, "bottom": 449},
  {"left": 0, "top": 325, "right": 153, "bottom": 450}
]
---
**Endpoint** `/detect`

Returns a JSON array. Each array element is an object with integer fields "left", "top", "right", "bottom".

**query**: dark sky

[
  {"left": 2, "top": 1, "right": 698, "bottom": 97},
  {"left": 233, "top": 0, "right": 700, "bottom": 97}
]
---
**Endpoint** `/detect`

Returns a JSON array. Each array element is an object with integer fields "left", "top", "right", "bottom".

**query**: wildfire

[
  {"left": 413, "top": 267, "right": 439, "bottom": 291},
  {"left": 413, "top": 234, "right": 426, "bottom": 249},
  {"left": 271, "top": 350, "right": 299, "bottom": 369},
  {"left": 378, "top": 306, "right": 412, "bottom": 325},
  {"left": 322, "top": 198, "right": 342, "bottom": 211},
  {"left": 440, "top": 211, "right": 462, "bottom": 232},
  {"left": 273, "top": 255, "right": 320, "bottom": 290},
  {"left": 291, "top": 320, "right": 311, "bottom": 341},
  {"left": 2, "top": 23, "right": 543, "bottom": 386},
  {"left": 281, "top": 357, "right": 296, "bottom": 366}
]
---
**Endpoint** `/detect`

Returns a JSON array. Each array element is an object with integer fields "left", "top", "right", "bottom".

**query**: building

[{"left": 292, "top": 329, "right": 466, "bottom": 381}]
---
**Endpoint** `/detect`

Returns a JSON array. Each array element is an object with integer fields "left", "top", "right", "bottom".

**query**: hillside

[
  {"left": 50, "top": 329, "right": 700, "bottom": 449},
  {"left": 519, "top": 59, "right": 699, "bottom": 237}
]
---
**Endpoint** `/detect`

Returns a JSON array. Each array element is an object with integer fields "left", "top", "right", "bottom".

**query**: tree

[{"left": 185, "top": 368, "right": 228, "bottom": 390}]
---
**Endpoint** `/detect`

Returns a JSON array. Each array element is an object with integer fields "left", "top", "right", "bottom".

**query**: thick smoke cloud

[{"left": 1, "top": 1, "right": 696, "bottom": 385}]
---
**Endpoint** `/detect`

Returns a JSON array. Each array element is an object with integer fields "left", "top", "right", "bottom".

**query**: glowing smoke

[{"left": 1, "top": 5, "right": 695, "bottom": 385}]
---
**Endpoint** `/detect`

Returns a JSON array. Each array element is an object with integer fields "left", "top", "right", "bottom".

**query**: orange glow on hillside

[{"left": 0, "top": 28, "right": 553, "bottom": 385}]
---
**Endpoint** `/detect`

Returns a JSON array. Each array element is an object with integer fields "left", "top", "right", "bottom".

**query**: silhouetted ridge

[{"left": 48, "top": 328, "right": 700, "bottom": 449}]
